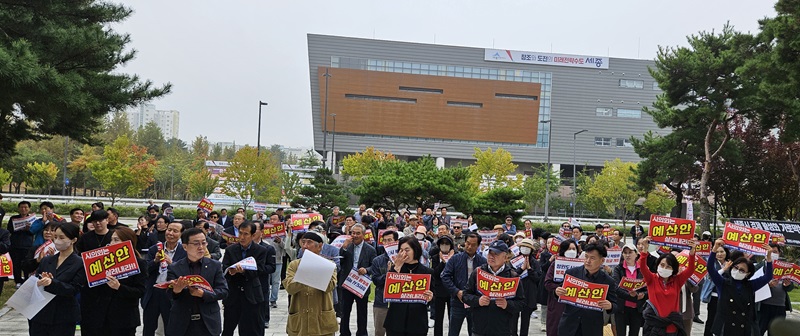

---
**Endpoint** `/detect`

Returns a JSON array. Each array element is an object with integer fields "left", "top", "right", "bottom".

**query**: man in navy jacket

[
  {"left": 143, "top": 222, "right": 186, "bottom": 336},
  {"left": 440, "top": 232, "right": 487, "bottom": 336}
]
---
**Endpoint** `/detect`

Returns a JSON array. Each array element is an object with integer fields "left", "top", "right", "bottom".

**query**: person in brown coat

[{"left": 283, "top": 232, "right": 338, "bottom": 336}]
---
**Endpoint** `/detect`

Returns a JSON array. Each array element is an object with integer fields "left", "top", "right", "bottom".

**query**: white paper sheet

[
  {"left": 753, "top": 267, "right": 771, "bottom": 302},
  {"left": 292, "top": 250, "right": 336, "bottom": 291},
  {"left": 5, "top": 276, "right": 56, "bottom": 319}
]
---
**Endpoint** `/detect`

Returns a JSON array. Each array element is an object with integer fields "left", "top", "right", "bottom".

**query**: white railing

[{"left": 0, "top": 193, "right": 285, "bottom": 210}]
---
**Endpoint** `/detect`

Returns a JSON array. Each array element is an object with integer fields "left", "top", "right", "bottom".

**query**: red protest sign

[
  {"left": 559, "top": 227, "right": 572, "bottom": 239},
  {"left": 772, "top": 260, "right": 799, "bottom": 283},
  {"left": 0, "top": 253, "right": 13, "bottom": 278},
  {"left": 289, "top": 213, "right": 324, "bottom": 233},
  {"left": 648, "top": 215, "right": 696, "bottom": 249},
  {"left": 525, "top": 228, "right": 533, "bottom": 239},
  {"left": 676, "top": 251, "right": 708, "bottom": 286},
  {"left": 657, "top": 245, "right": 673, "bottom": 254},
  {"left": 329, "top": 215, "right": 345, "bottom": 227},
  {"left": 81, "top": 240, "right": 140, "bottom": 288},
  {"left": 722, "top": 222, "right": 771, "bottom": 256},
  {"left": 383, "top": 272, "right": 431, "bottom": 304},
  {"left": 363, "top": 230, "right": 375, "bottom": 243},
  {"left": 153, "top": 275, "right": 214, "bottom": 293},
  {"left": 618, "top": 277, "right": 646, "bottom": 291},
  {"left": 770, "top": 232, "right": 786, "bottom": 246},
  {"left": 221, "top": 232, "right": 240, "bottom": 245},
  {"left": 693, "top": 241, "right": 712, "bottom": 257},
  {"left": 476, "top": 268, "right": 520, "bottom": 298},
  {"left": 602, "top": 228, "right": 613, "bottom": 237},
  {"left": 263, "top": 222, "right": 287, "bottom": 238},
  {"left": 548, "top": 235, "right": 565, "bottom": 255},
  {"left": 558, "top": 274, "right": 609, "bottom": 311},
  {"left": 377, "top": 229, "right": 398, "bottom": 246},
  {"left": 197, "top": 198, "right": 214, "bottom": 213}
]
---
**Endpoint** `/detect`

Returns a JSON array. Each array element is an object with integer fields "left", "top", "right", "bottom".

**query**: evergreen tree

[{"left": 292, "top": 168, "right": 348, "bottom": 218}]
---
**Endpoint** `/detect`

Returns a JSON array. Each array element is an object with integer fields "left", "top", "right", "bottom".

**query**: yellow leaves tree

[
  {"left": 341, "top": 146, "right": 396, "bottom": 180},
  {"left": 24, "top": 162, "right": 59, "bottom": 194},
  {"left": 468, "top": 147, "right": 522, "bottom": 191},
  {"left": 586, "top": 159, "right": 641, "bottom": 226},
  {"left": 220, "top": 146, "right": 280, "bottom": 210},
  {"left": 89, "top": 136, "right": 158, "bottom": 205}
]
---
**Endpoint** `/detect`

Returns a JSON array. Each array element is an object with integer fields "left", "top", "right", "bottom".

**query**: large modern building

[
  {"left": 126, "top": 103, "right": 180, "bottom": 140},
  {"left": 307, "top": 34, "right": 665, "bottom": 179}
]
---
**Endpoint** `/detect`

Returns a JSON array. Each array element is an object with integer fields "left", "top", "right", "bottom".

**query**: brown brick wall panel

[{"left": 318, "top": 67, "right": 540, "bottom": 144}]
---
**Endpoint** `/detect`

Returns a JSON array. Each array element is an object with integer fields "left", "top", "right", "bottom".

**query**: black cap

[
  {"left": 487, "top": 240, "right": 510, "bottom": 254},
  {"left": 303, "top": 231, "right": 323, "bottom": 244}
]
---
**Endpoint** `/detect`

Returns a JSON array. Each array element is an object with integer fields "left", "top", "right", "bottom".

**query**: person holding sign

[
  {"left": 8, "top": 201, "right": 35, "bottom": 287},
  {"left": 430, "top": 235, "right": 455, "bottom": 336},
  {"left": 611, "top": 244, "right": 646, "bottom": 336},
  {"left": 440, "top": 232, "right": 487, "bottom": 336},
  {"left": 29, "top": 223, "right": 85, "bottom": 336},
  {"left": 0, "top": 223, "right": 9, "bottom": 297},
  {"left": 383, "top": 236, "right": 434, "bottom": 336},
  {"left": 514, "top": 238, "right": 542, "bottom": 336},
  {"left": 757, "top": 244, "right": 795, "bottom": 336},
  {"left": 554, "top": 243, "right": 619, "bottom": 336},
  {"left": 544, "top": 239, "right": 581, "bottom": 336},
  {"left": 143, "top": 222, "right": 186, "bottom": 336},
  {"left": 338, "top": 224, "right": 377, "bottom": 336},
  {"left": 369, "top": 230, "right": 399, "bottom": 336},
  {"left": 638, "top": 237, "right": 697, "bottom": 336},
  {"left": 707, "top": 238, "right": 773, "bottom": 336},
  {"left": 221, "top": 221, "right": 269, "bottom": 336},
  {"left": 463, "top": 240, "right": 526, "bottom": 336},
  {"left": 79, "top": 227, "right": 147, "bottom": 336},
  {"left": 283, "top": 232, "right": 339, "bottom": 336},
  {"left": 166, "top": 227, "right": 229, "bottom": 336}
]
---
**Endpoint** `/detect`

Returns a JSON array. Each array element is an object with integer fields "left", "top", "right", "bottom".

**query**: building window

[
  {"left": 617, "top": 108, "right": 642, "bottom": 118},
  {"left": 495, "top": 93, "right": 538, "bottom": 100},
  {"left": 345, "top": 94, "right": 416, "bottom": 104},
  {"left": 616, "top": 138, "right": 633, "bottom": 147},
  {"left": 595, "top": 137, "right": 612, "bottom": 146},
  {"left": 399, "top": 86, "right": 443, "bottom": 94},
  {"left": 619, "top": 79, "right": 644, "bottom": 89},
  {"left": 596, "top": 107, "right": 613, "bottom": 117},
  {"left": 447, "top": 101, "right": 483, "bottom": 108}
]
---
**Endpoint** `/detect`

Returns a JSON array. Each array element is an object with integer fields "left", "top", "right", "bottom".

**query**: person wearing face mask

[
  {"left": 707, "top": 239, "right": 773, "bottom": 336},
  {"left": 29, "top": 223, "right": 85, "bottom": 336},
  {"left": 701, "top": 246, "right": 728, "bottom": 336},
  {"left": 80, "top": 227, "right": 147, "bottom": 336},
  {"left": 537, "top": 235, "right": 554, "bottom": 333},
  {"left": 431, "top": 235, "right": 455, "bottom": 336},
  {"left": 514, "top": 232, "right": 527, "bottom": 247},
  {"left": 544, "top": 240, "right": 581, "bottom": 336},
  {"left": 639, "top": 237, "right": 697, "bottom": 336},
  {"left": 611, "top": 244, "right": 646, "bottom": 336},
  {"left": 515, "top": 238, "right": 542, "bottom": 336}
]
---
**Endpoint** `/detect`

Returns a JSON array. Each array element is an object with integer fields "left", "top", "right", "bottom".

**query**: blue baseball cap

[{"left": 487, "top": 240, "right": 510, "bottom": 254}]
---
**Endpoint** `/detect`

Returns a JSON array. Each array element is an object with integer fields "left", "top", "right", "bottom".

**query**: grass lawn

[
  {"left": 0, "top": 280, "right": 17, "bottom": 307},
  {"left": 789, "top": 288, "right": 800, "bottom": 311}
]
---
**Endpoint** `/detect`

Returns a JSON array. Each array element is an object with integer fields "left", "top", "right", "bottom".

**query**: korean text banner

[
  {"left": 0, "top": 253, "right": 12, "bottom": 278},
  {"left": 618, "top": 277, "right": 646, "bottom": 291},
  {"left": 553, "top": 257, "right": 584, "bottom": 282},
  {"left": 730, "top": 218, "right": 800, "bottom": 247},
  {"left": 383, "top": 272, "right": 431, "bottom": 304},
  {"left": 290, "top": 213, "right": 324, "bottom": 233},
  {"left": 676, "top": 251, "right": 708, "bottom": 286},
  {"left": 603, "top": 247, "right": 622, "bottom": 267},
  {"left": 548, "top": 235, "right": 565, "bottom": 255},
  {"left": 476, "top": 268, "right": 520, "bottom": 299},
  {"left": 648, "top": 215, "right": 696, "bottom": 249},
  {"left": 342, "top": 268, "right": 372, "bottom": 299},
  {"left": 484, "top": 49, "right": 610, "bottom": 69},
  {"left": 722, "top": 222, "right": 771, "bottom": 256},
  {"left": 477, "top": 230, "right": 497, "bottom": 245},
  {"left": 262, "top": 222, "right": 287, "bottom": 238},
  {"left": 81, "top": 241, "right": 140, "bottom": 288},
  {"left": 558, "top": 274, "right": 609, "bottom": 311},
  {"left": 772, "top": 260, "right": 800, "bottom": 284},
  {"left": 197, "top": 198, "right": 214, "bottom": 213}
]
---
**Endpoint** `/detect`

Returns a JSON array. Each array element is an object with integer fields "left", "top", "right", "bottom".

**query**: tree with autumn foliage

[
  {"left": 468, "top": 147, "right": 522, "bottom": 191},
  {"left": 24, "top": 162, "right": 59, "bottom": 195},
  {"left": 89, "top": 136, "right": 157, "bottom": 205},
  {"left": 341, "top": 146, "right": 396, "bottom": 180},
  {"left": 220, "top": 146, "right": 280, "bottom": 210}
]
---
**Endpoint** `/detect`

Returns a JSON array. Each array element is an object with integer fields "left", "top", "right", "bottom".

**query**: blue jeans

[
  {"left": 448, "top": 298, "right": 473, "bottom": 336},
  {"left": 270, "top": 263, "right": 283, "bottom": 302}
]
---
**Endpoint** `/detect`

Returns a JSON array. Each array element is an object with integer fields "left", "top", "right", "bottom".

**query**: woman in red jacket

[{"left": 639, "top": 237, "right": 697, "bottom": 336}]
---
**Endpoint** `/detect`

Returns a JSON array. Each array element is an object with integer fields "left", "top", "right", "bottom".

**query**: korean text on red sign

[
  {"left": 476, "top": 268, "right": 520, "bottom": 299},
  {"left": 558, "top": 274, "right": 609, "bottom": 311},
  {"left": 290, "top": 213, "right": 324, "bottom": 233},
  {"left": 383, "top": 272, "right": 431, "bottom": 304},
  {"left": 81, "top": 240, "right": 140, "bottom": 288},
  {"left": 647, "top": 215, "right": 696, "bottom": 249},
  {"left": 722, "top": 222, "right": 771, "bottom": 256}
]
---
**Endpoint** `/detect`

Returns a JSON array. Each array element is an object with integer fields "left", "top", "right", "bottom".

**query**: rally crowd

[{"left": 0, "top": 199, "right": 796, "bottom": 336}]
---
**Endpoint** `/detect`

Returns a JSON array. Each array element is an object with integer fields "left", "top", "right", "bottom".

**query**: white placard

[
  {"left": 604, "top": 247, "right": 622, "bottom": 267},
  {"left": 227, "top": 256, "right": 258, "bottom": 271},
  {"left": 6, "top": 276, "right": 56, "bottom": 319},
  {"left": 384, "top": 242, "right": 399, "bottom": 263},
  {"left": 342, "top": 268, "right": 371, "bottom": 298},
  {"left": 292, "top": 250, "right": 336, "bottom": 291},
  {"left": 331, "top": 235, "right": 350, "bottom": 249},
  {"left": 485, "top": 49, "right": 610, "bottom": 69},
  {"left": 553, "top": 257, "right": 584, "bottom": 282},
  {"left": 12, "top": 215, "right": 36, "bottom": 231},
  {"left": 753, "top": 267, "right": 771, "bottom": 303}
]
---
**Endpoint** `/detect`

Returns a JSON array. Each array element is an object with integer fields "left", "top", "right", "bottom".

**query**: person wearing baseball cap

[
  {"left": 463, "top": 240, "right": 526, "bottom": 335},
  {"left": 611, "top": 243, "right": 646, "bottom": 336}
]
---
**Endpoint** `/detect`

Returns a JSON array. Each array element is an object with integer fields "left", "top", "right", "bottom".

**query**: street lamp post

[
  {"left": 169, "top": 166, "right": 175, "bottom": 200},
  {"left": 331, "top": 113, "right": 337, "bottom": 173},
  {"left": 542, "top": 120, "right": 552, "bottom": 222},
  {"left": 322, "top": 68, "right": 332, "bottom": 168},
  {"left": 62, "top": 136, "right": 69, "bottom": 196},
  {"left": 573, "top": 129, "right": 588, "bottom": 218},
  {"left": 257, "top": 101, "right": 268, "bottom": 156}
]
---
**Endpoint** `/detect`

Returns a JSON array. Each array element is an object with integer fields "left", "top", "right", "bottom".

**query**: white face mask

[
  {"left": 520, "top": 247, "right": 532, "bottom": 255},
  {"left": 439, "top": 245, "right": 451, "bottom": 253},
  {"left": 564, "top": 250, "right": 578, "bottom": 259},
  {"left": 731, "top": 269, "right": 748, "bottom": 280},
  {"left": 54, "top": 238, "right": 72, "bottom": 251},
  {"left": 415, "top": 234, "right": 425, "bottom": 240},
  {"left": 515, "top": 238, "right": 523, "bottom": 244},
  {"left": 773, "top": 253, "right": 780, "bottom": 261},
  {"left": 657, "top": 266, "right": 673, "bottom": 279}
]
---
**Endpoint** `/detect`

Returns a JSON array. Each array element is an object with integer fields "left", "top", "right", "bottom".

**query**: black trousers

[
  {"left": 11, "top": 248, "right": 30, "bottom": 284},
  {"left": 758, "top": 303, "right": 786, "bottom": 336},
  {"left": 693, "top": 280, "right": 703, "bottom": 317},
  {"left": 186, "top": 319, "right": 214, "bottom": 336},
  {"left": 222, "top": 292, "right": 264, "bottom": 336},
  {"left": 704, "top": 296, "right": 718, "bottom": 336},
  {"left": 434, "top": 295, "right": 451, "bottom": 336},
  {"left": 519, "top": 305, "right": 536, "bottom": 336},
  {"left": 143, "top": 290, "right": 171, "bottom": 336},
  {"left": 615, "top": 305, "right": 643, "bottom": 336},
  {"left": 341, "top": 289, "right": 369, "bottom": 336},
  {"left": 28, "top": 320, "right": 75, "bottom": 336}
]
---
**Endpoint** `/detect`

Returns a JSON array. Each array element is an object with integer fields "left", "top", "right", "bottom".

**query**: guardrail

[{"left": 0, "top": 193, "right": 287, "bottom": 210}]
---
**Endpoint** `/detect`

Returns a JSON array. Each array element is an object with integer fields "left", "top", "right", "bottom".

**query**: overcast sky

[{"left": 115, "top": 0, "right": 776, "bottom": 148}]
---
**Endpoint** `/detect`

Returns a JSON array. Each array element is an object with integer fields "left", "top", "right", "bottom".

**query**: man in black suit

[
  {"left": 166, "top": 227, "right": 229, "bottom": 336},
  {"left": 339, "top": 223, "right": 377, "bottom": 336},
  {"left": 220, "top": 213, "right": 245, "bottom": 249},
  {"left": 252, "top": 220, "right": 277, "bottom": 328},
  {"left": 194, "top": 220, "right": 222, "bottom": 260},
  {"left": 218, "top": 208, "right": 234, "bottom": 229},
  {"left": 221, "top": 221, "right": 269, "bottom": 336},
  {"left": 143, "top": 222, "right": 187, "bottom": 336}
]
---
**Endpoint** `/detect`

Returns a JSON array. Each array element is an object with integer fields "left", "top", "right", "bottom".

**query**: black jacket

[
  {"left": 611, "top": 262, "right": 647, "bottom": 312},
  {"left": 207, "top": 237, "right": 222, "bottom": 260},
  {"left": 557, "top": 265, "right": 620, "bottom": 336},
  {"left": 382, "top": 263, "right": 434, "bottom": 335},
  {"left": 642, "top": 301, "right": 686, "bottom": 336},
  {"left": 514, "top": 253, "right": 542, "bottom": 310},
  {"left": 32, "top": 252, "right": 85, "bottom": 325},
  {"left": 222, "top": 242, "right": 269, "bottom": 305},
  {"left": 143, "top": 243, "right": 187, "bottom": 308},
  {"left": 167, "top": 257, "right": 229, "bottom": 336},
  {"left": 75, "top": 230, "right": 113, "bottom": 253},
  {"left": 7, "top": 214, "right": 34, "bottom": 249},
  {"left": 463, "top": 263, "right": 526, "bottom": 336},
  {"left": 429, "top": 246, "right": 452, "bottom": 298},
  {"left": 80, "top": 257, "right": 147, "bottom": 329},
  {"left": 537, "top": 250, "right": 552, "bottom": 305},
  {"left": 338, "top": 241, "right": 377, "bottom": 290}
]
